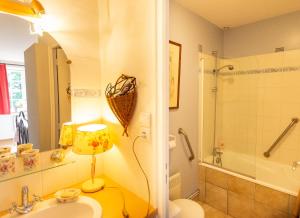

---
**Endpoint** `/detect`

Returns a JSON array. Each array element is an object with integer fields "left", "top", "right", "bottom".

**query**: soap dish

[{"left": 55, "top": 188, "right": 81, "bottom": 203}]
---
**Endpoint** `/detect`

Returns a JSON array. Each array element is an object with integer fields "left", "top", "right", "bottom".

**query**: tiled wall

[
  {"left": 0, "top": 150, "right": 103, "bottom": 212},
  {"left": 217, "top": 49, "right": 300, "bottom": 165},
  {"left": 198, "top": 165, "right": 297, "bottom": 218}
]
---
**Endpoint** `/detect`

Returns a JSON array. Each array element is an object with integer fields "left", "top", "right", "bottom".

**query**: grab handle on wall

[
  {"left": 264, "top": 118, "right": 299, "bottom": 158},
  {"left": 178, "top": 128, "right": 195, "bottom": 161}
]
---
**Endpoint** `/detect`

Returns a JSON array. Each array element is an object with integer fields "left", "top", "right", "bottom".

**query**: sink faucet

[
  {"left": 9, "top": 186, "right": 42, "bottom": 214},
  {"left": 292, "top": 161, "right": 300, "bottom": 170}
]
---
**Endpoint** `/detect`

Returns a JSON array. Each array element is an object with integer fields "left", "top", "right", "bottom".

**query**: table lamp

[
  {"left": 73, "top": 124, "right": 112, "bottom": 193},
  {"left": 59, "top": 122, "right": 74, "bottom": 149}
]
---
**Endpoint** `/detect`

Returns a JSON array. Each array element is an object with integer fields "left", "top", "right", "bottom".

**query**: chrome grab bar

[
  {"left": 264, "top": 118, "right": 299, "bottom": 158},
  {"left": 178, "top": 128, "right": 195, "bottom": 161}
]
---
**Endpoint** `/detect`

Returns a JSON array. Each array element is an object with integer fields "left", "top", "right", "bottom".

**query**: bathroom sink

[{"left": 3, "top": 196, "right": 102, "bottom": 218}]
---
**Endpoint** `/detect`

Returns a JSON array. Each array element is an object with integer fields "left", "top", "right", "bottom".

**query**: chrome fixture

[
  {"left": 213, "top": 147, "right": 223, "bottom": 167},
  {"left": 178, "top": 128, "right": 195, "bottom": 161},
  {"left": 213, "top": 65, "right": 234, "bottom": 73},
  {"left": 275, "top": 47, "right": 284, "bottom": 52},
  {"left": 9, "top": 186, "right": 42, "bottom": 214},
  {"left": 211, "top": 64, "right": 234, "bottom": 92},
  {"left": 292, "top": 161, "right": 300, "bottom": 170},
  {"left": 264, "top": 118, "right": 299, "bottom": 158}
]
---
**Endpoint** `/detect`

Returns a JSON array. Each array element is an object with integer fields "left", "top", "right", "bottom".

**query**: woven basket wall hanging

[{"left": 105, "top": 74, "right": 137, "bottom": 136}]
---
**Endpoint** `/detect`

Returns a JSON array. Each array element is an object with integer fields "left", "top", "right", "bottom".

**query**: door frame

[{"left": 156, "top": 0, "right": 169, "bottom": 217}]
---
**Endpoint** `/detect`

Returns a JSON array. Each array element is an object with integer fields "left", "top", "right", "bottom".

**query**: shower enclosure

[{"left": 202, "top": 49, "right": 300, "bottom": 193}]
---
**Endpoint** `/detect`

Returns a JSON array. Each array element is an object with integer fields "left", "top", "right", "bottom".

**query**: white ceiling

[{"left": 175, "top": 0, "right": 300, "bottom": 28}]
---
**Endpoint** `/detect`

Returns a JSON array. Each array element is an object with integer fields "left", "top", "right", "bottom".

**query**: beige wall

[
  {"left": 98, "top": 0, "right": 158, "bottom": 206},
  {"left": 40, "top": 0, "right": 102, "bottom": 123},
  {"left": 169, "top": 0, "right": 223, "bottom": 198},
  {"left": 224, "top": 11, "right": 300, "bottom": 58},
  {"left": 0, "top": 13, "right": 37, "bottom": 62}
]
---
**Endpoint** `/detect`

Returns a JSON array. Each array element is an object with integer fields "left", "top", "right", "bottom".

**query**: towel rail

[{"left": 264, "top": 118, "right": 299, "bottom": 158}]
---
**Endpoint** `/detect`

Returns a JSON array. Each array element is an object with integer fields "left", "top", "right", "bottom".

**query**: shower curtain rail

[
  {"left": 264, "top": 117, "right": 299, "bottom": 158},
  {"left": 178, "top": 128, "right": 195, "bottom": 161}
]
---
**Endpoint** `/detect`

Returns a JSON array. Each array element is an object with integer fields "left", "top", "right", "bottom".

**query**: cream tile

[
  {"left": 15, "top": 173, "right": 43, "bottom": 198},
  {"left": 0, "top": 178, "right": 18, "bottom": 211},
  {"left": 278, "top": 148, "right": 299, "bottom": 165},
  {"left": 227, "top": 176, "right": 255, "bottom": 198},
  {"left": 0, "top": 172, "right": 43, "bottom": 212},
  {"left": 228, "top": 191, "right": 254, "bottom": 218},
  {"left": 74, "top": 154, "right": 95, "bottom": 183},
  {"left": 255, "top": 184, "right": 289, "bottom": 213},
  {"left": 282, "top": 87, "right": 300, "bottom": 104},
  {"left": 282, "top": 71, "right": 300, "bottom": 88},
  {"left": 263, "top": 73, "right": 283, "bottom": 88},
  {"left": 206, "top": 168, "right": 229, "bottom": 189},
  {"left": 41, "top": 162, "right": 77, "bottom": 195},
  {"left": 283, "top": 50, "right": 300, "bottom": 67},
  {"left": 256, "top": 52, "right": 284, "bottom": 69},
  {"left": 205, "top": 182, "right": 227, "bottom": 213}
]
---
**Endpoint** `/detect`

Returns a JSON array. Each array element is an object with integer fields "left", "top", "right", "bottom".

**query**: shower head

[{"left": 213, "top": 65, "right": 234, "bottom": 73}]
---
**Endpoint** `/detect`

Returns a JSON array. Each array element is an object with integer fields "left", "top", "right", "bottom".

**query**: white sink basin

[{"left": 4, "top": 196, "right": 102, "bottom": 218}]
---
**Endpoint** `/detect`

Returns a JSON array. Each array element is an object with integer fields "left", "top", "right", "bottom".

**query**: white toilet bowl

[
  {"left": 169, "top": 173, "right": 205, "bottom": 218},
  {"left": 169, "top": 199, "right": 205, "bottom": 218}
]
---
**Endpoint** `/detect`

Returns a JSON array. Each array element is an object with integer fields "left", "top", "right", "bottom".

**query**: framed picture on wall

[{"left": 169, "top": 40, "right": 182, "bottom": 109}]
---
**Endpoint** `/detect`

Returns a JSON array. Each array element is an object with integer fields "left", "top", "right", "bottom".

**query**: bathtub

[{"left": 203, "top": 150, "right": 300, "bottom": 196}]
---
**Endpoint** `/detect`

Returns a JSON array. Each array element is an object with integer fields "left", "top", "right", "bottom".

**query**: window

[{"left": 6, "top": 65, "right": 27, "bottom": 114}]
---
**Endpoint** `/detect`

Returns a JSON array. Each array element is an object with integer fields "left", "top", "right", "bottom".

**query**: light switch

[{"left": 139, "top": 112, "right": 151, "bottom": 128}]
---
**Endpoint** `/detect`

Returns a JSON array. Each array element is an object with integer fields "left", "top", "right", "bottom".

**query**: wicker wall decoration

[{"left": 105, "top": 75, "right": 137, "bottom": 136}]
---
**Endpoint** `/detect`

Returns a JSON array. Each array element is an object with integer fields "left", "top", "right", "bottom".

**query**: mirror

[{"left": 0, "top": 13, "right": 71, "bottom": 153}]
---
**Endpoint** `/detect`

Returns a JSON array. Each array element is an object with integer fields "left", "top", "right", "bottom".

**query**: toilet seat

[
  {"left": 169, "top": 200, "right": 181, "bottom": 218},
  {"left": 171, "top": 199, "right": 205, "bottom": 218}
]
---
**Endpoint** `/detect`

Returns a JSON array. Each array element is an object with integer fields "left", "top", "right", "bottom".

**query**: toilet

[{"left": 169, "top": 173, "right": 205, "bottom": 218}]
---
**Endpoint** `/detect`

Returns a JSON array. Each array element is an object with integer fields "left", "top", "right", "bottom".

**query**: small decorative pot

[
  {"left": 0, "top": 153, "right": 16, "bottom": 176},
  {"left": 22, "top": 149, "right": 39, "bottom": 171},
  {"left": 17, "top": 143, "right": 33, "bottom": 156},
  {"left": 0, "top": 146, "right": 11, "bottom": 155}
]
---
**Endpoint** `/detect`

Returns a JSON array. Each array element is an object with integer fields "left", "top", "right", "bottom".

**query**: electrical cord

[
  {"left": 132, "top": 136, "right": 151, "bottom": 218},
  {"left": 104, "top": 186, "right": 129, "bottom": 218}
]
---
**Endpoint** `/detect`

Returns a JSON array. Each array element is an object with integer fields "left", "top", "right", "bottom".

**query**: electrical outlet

[
  {"left": 140, "top": 127, "right": 151, "bottom": 140},
  {"left": 139, "top": 112, "right": 151, "bottom": 140}
]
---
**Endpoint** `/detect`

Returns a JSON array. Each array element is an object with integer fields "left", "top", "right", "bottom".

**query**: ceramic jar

[
  {"left": 17, "top": 143, "right": 33, "bottom": 156},
  {"left": 0, "top": 146, "right": 11, "bottom": 155},
  {"left": 22, "top": 149, "right": 39, "bottom": 170},
  {"left": 0, "top": 153, "right": 16, "bottom": 176}
]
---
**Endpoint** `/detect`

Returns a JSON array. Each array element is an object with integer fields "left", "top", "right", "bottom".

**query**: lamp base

[{"left": 81, "top": 178, "right": 105, "bottom": 193}]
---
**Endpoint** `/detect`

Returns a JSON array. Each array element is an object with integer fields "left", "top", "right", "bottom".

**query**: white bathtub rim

[{"left": 200, "top": 162, "right": 298, "bottom": 196}]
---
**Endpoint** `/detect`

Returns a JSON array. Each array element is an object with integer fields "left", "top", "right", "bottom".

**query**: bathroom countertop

[
  {"left": 0, "top": 176, "right": 157, "bottom": 218},
  {"left": 68, "top": 176, "right": 157, "bottom": 218}
]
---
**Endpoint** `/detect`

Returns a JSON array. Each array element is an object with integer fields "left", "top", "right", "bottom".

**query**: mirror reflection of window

[
  {"left": 7, "top": 65, "right": 27, "bottom": 114},
  {"left": 0, "top": 13, "right": 71, "bottom": 152}
]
